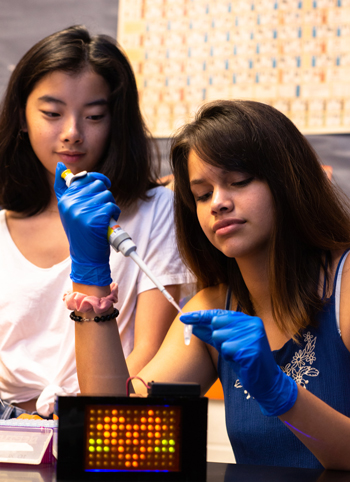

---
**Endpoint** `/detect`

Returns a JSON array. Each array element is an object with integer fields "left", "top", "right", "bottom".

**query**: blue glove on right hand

[
  {"left": 180, "top": 310, "right": 298, "bottom": 417},
  {"left": 54, "top": 162, "right": 121, "bottom": 286}
]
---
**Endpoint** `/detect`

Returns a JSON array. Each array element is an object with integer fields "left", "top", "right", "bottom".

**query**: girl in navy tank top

[{"left": 57, "top": 100, "right": 350, "bottom": 470}]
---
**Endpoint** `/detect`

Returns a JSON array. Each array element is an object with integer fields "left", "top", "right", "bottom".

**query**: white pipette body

[
  {"left": 107, "top": 219, "right": 184, "bottom": 315},
  {"left": 61, "top": 169, "right": 190, "bottom": 342}
]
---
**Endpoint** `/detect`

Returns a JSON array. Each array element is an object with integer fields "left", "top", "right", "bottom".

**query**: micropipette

[
  {"left": 107, "top": 219, "right": 183, "bottom": 315},
  {"left": 61, "top": 169, "right": 190, "bottom": 341}
]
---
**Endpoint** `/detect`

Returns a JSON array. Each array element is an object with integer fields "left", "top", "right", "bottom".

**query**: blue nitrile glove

[
  {"left": 180, "top": 310, "right": 228, "bottom": 346},
  {"left": 54, "top": 162, "right": 121, "bottom": 286},
  {"left": 180, "top": 310, "right": 298, "bottom": 417}
]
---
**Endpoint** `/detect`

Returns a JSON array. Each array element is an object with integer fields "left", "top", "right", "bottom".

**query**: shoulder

[
  {"left": 183, "top": 283, "right": 228, "bottom": 312},
  {"left": 137, "top": 186, "right": 175, "bottom": 227},
  {"left": 334, "top": 249, "right": 350, "bottom": 351},
  {"left": 147, "top": 185, "right": 174, "bottom": 204},
  {"left": 133, "top": 186, "right": 174, "bottom": 213}
]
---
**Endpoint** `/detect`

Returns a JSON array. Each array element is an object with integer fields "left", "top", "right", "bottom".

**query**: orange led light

[{"left": 85, "top": 405, "right": 181, "bottom": 472}]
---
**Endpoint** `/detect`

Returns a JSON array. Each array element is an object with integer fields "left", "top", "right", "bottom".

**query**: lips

[
  {"left": 213, "top": 218, "right": 245, "bottom": 235},
  {"left": 57, "top": 151, "right": 85, "bottom": 163}
]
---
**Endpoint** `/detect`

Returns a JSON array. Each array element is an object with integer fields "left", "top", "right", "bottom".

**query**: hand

[
  {"left": 180, "top": 310, "right": 298, "bottom": 416},
  {"left": 54, "top": 162, "right": 121, "bottom": 286},
  {"left": 180, "top": 309, "right": 228, "bottom": 346}
]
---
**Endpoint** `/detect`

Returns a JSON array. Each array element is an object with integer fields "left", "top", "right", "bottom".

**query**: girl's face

[
  {"left": 23, "top": 68, "right": 111, "bottom": 184},
  {"left": 188, "top": 149, "right": 275, "bottom": 262}
]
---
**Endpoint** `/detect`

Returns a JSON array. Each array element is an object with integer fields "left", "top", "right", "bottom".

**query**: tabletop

[{"left": 0, "top": 461, "right": 349, "bottom": 482}]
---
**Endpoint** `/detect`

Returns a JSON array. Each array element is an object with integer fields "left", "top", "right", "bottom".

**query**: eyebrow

[
  {"left": 190, "top": 179, "right": 206, "bottom": 187},
  {"left": 37, "top": 95, "right": 109, "bottom": 107},
  {"left": 190, "top": 169, "right": 232, "bottom": 186}
]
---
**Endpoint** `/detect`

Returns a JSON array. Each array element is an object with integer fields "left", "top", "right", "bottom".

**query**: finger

[
  {"left": 68, "top": 179, "right": 113, "bottom": 202},
  {"left": 76, "top": 186, "right": 121, "bottom": 222},
  {"left": 212, "top": 311, "right": 248, "bottom": 329},
  {"left": 212, "top": 327, "right": 255, "bottom": 348},
  {"left": 71, "top": 172, "right": 112, "bottom": 190},
  {"left": 83, "top": 187, "right": 117, "bottom": 206},
  {"left": 192, "top": 325, "right": 214, "bottom": 342},
  {"left": 180, "top": 309, "right": 229, "bottom": 325},
  {"left": 54, "top": 162, "right": 69, "bottom": 200},
  {"left": 88, "top": 202, "right": 121, "bottom": 229}
]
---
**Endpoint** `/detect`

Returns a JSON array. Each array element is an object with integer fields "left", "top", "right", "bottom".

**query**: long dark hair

[
  {"left": 0, "top": 25, "right": 160, "bottom": 215},
  {"left": 171, "top": 100, "right": 350, "bottom": 337}
]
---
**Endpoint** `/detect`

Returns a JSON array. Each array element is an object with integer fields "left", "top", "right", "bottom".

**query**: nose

[
  {"left": 60, "top": 116, "right": 83, "bottom": 144},
  {"left": 210, "top": 187, "right": 234, "bottom": 215}
]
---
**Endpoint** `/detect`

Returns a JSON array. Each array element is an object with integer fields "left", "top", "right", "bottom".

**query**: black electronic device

[{"left": 56, "top": 392, "right": 207, "bottom": 481}]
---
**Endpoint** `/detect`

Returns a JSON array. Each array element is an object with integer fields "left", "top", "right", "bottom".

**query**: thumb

[{"left": 54, "top": 162, "right": 69, "bottom": 201}]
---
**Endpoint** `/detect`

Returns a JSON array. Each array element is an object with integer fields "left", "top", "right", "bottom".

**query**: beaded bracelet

[{"left": 70, "top": 307, "right": 119, "bottom": 323}]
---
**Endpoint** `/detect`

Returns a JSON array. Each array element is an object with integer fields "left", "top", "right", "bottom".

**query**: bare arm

[
  {"left": 279, "top": 387, "right": 350, "bottom": 470},
  {"left": 126, "top": 285, "right": 181, "bottom": 376},
  {"left": 278, "top": 252, "right": 350, "bottom": 470},
  {"left": 74, "top": 283, "right": 221, "bottom": 398},
  {"left": 130, "top": 288, "right": 222, "bottom": 395},
  {"left": 73, "top": 282, "right": 130, "bottom": 396}
]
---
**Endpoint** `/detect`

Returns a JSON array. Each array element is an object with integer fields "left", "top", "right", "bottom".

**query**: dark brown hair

[
  {"left": 0, "top": 25, "right": 160, "bottom": 215},
  {"left": 171, "top": 100, "right": 350, "bottom": 337}
]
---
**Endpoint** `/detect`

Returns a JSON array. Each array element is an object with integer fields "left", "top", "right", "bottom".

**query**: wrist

[
  {"left": 71, "top": 307, "right": 119, "bottom": 323},
  {"left": 70, "top": 261, "right": 112, "bottom": 287},
  {"left": 258, "top": 369, "right": 298, "bottom": 417},
  {"left": 64, "top": 282, "right": 118, "bottom": 315}
]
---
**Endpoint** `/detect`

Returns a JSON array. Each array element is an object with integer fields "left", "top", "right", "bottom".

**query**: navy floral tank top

[{"left": 218, "top": 250, "right": 350, "bottom": 468}]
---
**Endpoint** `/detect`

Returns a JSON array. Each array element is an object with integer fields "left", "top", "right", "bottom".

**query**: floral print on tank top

[{"left": 234, "top": 331, "right": 319, "bottom": 400}]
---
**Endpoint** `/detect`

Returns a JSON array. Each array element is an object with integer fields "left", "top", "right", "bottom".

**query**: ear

[{"left": 20, "top": 108, "right": 28, "bottom": 132}]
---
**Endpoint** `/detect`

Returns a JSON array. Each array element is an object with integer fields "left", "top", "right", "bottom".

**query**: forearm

[
  {"left": 126, "top": 286, "right": 181, "bottom": 377},
  {"left": 126, "top": 350, "right": 154, "bottom": 378},
  {"left": 73, "top": 282, "right": 130, "bottom": 396},
  {"left": 279, "top": 385, "right": 350, "bottom": 470}
]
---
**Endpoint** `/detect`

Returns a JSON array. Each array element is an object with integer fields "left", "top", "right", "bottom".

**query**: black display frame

[{"left": 56, "top": 395, "right": 208, "bottom": 481}]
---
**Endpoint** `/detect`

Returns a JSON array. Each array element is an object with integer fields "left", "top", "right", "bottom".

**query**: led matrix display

[{"left": 85, "top": 405, "right": 181, "bottom": 472}]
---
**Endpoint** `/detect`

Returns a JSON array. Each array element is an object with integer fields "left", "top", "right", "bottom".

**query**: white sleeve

[{"left": 136, "top": 188, "right": 195, "bottom": 294}]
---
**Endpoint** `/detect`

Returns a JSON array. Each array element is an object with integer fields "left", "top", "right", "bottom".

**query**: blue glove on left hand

[
  {"left": 180, "top": 310, "right": 298, "bottom": 417},
  {"left": 54, "top": 162, "right": 121, "bottom": 286}
]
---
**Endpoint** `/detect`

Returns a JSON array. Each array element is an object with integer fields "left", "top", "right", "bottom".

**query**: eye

[
  {"left": 231, "top": 176, "right": 254, "bottom": 187},
  {"left": 87, "top": 114, "right": 105, "bottom": 121},
  {"left": 195, "top": 191, "right": 212, "bottom": 202},
  {"left": 41, "top": 110, "right": 60, "bottom": 118}
]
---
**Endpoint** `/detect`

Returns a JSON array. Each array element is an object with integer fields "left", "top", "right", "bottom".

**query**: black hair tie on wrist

[{"left": 70, "top": 307, "right": 119, "bottom": 323}]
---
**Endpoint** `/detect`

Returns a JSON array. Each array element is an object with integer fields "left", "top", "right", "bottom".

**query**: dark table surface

[{"left": 0, "top": 461, "right": 350, "bottom": 482}]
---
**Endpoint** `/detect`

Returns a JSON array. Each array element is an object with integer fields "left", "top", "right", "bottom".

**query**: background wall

[{"left": 0, "top": 0, "right": 119, "bottom": 98}]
